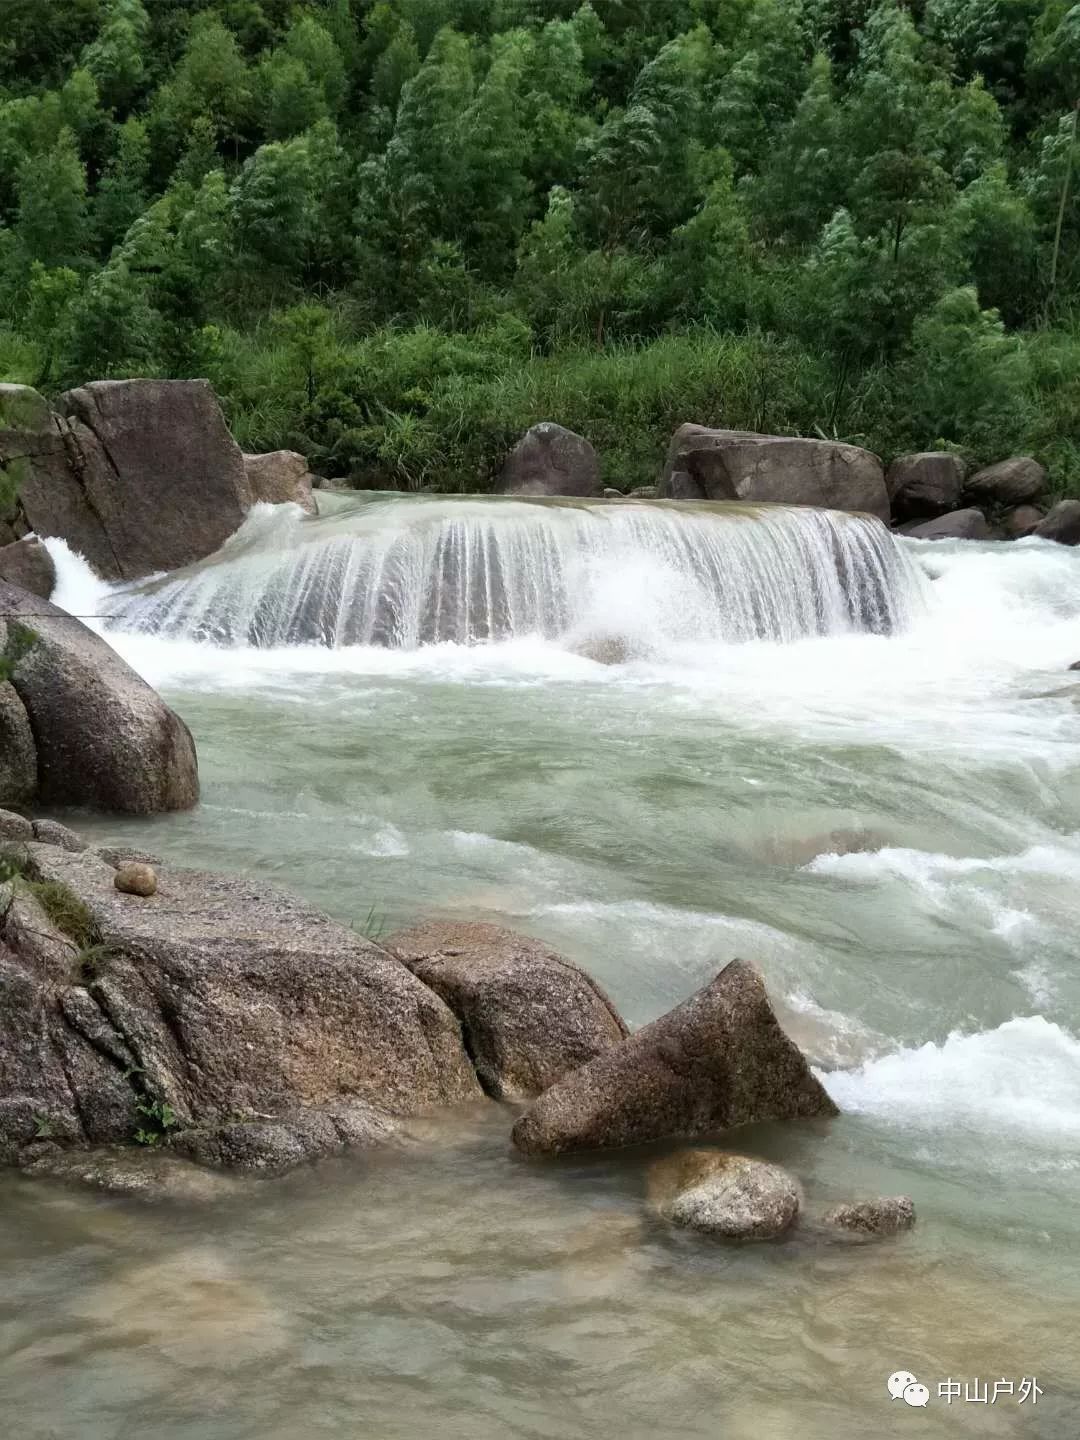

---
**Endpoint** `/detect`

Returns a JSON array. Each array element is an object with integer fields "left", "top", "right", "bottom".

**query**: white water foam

[{"left": 820, "top": 1015, "right": 1080, "bottom": 1143}]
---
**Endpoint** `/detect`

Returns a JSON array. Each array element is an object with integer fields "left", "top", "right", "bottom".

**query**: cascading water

[{"left": 99, "top": 495, "right": 927, "bottom": 650}]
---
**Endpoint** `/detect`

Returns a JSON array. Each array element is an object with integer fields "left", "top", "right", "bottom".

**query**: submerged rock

[
  {"left": 0, "top": 581, "right": 198, "bottom": 814},
  {"left": 964, "top": 457, "right": 1046, "bottom": 507},
  {"left": 650, "top": 1149, "right": 801, "bottom": 1240},
  {"left": 1033, "top": 499, "right": 1080, "bottom": 546},
  {"left": 22, "top": 1144, "right": 242, "bottom": 1202},
  {"left": 171, "top": 1099, "right": 399, "bottom": 1173},
  {"left": 823, "top": 1195, "right": 916, "bottom": 1237},
  {"left": 385, "top": 920, "right": 628, "bottom": 1101},
  {"left": 886, "top": 452, "right": 963, "bottom": 520},
  {"left": 512, "top": 960, "right": 837, "bottom": 1156},
  {"left": 899, "top": 508, "right": 991, "bottom": 541},
  {"left": 0, "top": 536, "right": 55, "bottom": 599},
  {"left": 658, "top": 425, "right": 889, "bottom": 521},
  {"left": 0, "top": 844, "right": 481, "bottom": 1172},
  {"left": 501, "top": 422, "right": 601, "bottom": 497}
]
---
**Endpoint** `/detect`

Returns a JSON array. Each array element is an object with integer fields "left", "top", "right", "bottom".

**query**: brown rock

[
  {"left": 501, "top": 423, "right": 601, "bottom": 497},
  {"left": 886, "top": 452, "right": 964, "bottom": 519},
  {"left": 384, "top": 920, "right": 628, "bottom": 1101},
  {"left": 899, "top": 508, "right": 992, "bottom": 541},
  {"left": 512, "top": 960, "right": 837, "bottom": 1156},
  {"left": 1002, "top": 504, "right": 1044, "bottom": 538},
  {"left": 964, "top": 457, "right": 1046, "bottom": 507},
  {"left": 823, "top": 1195, "right": 915, "bottom": 1237},
  {"left": 0, "top": 537, "right": 55, "bottom": 599},
  {"left": 22, "top": 1145, "right": 242, "bottom": 1202},
  {"left": 241, "top": 451, "right": 317, "bottom": 514},
  {"left": 0, "top": 580, "right": 198, "bottom": 814},
  {"left": 0, "top": 845, "right": 482, "bottom": 1172},
  {"left": 114, "top": 861, "right": 157, "bottom": 896},
  {"left": 650, "top": 1149, "right": 801, "bottom": 1240},
  {"left": 0, "top": 681, "right": 36, "bottom": 807},
  {"left": 659, "top": 425, "right": 889, "bottom": 520},
  {"left": 1033, "top": 499, "right": 1080, "bottom": 546}
]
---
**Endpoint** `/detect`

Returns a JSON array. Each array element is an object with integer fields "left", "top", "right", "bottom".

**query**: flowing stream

[{"left": 3, "top": 494, "right": 1079, "bottom": 1438}]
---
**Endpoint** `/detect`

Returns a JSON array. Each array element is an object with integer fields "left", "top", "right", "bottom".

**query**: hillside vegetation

[{"left": 0, "top": 0, "right": 1077, "bottom": 492}]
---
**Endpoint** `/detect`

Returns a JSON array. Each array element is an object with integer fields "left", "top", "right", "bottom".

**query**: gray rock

[
  {"left": 0, "top": 580, "right": 198, "bottom": 813},
  {"left": 899, "top": 508, "right": 992, "bottom": 541},
  {"left": 0, "top": 386, "right": 76, "bottom": 550},
  {"left": 0, "top": 845, "right": 482, "bottom": 1172},
  {"left": 886, "top": 452, "right": 964, "bottom": 519},
  {"left": 95, "top": 845, "right": 164, "bottom": 868},
  {"left": 32, "top": 818, "right": 88, "bottom": 852},
  {"left": 964, "top": 457, "right": 1046, "bottom": 507},
  {"left": 823, "top": 1195, "right": 915, "bottom": 1237},
  {"left": 171, "top": 1100, "right": 399, "bottom": 1173},
  {"left": 241, "top": 450, "right": 317, "bottom": 514},
  {"left": 650, "top": 1150, "right": 801, "bottom": 1240},
  {"left": 0, "top": 537, "right": 55, "bottom": 599},
  {"left": 1002, "top": 504, "right": 1044, "bottom": 538},
  {"left": 630, "top": 485, "right": 658, "bottom": 498},
  {"left": 659, "top": 425, "right": 889, "bottom": 520},
  {"left": 1033, "top": 499, "right": 1080, "bottom": 546},
  {"left": 0, "top": 682, "right": 36, "bottom": 807},
  {"left": 384, "top": 920, "right": 628, "bottom": 1101},
  {"left": 0, "top": 807, "right": 33, "bottom": 842},
  {"left": 602, "top": 487, "right": 623, "bottom": 497},
  {"left": 501, "top": 423, "right": 601, "bottom": 497},
  {"left": 512, "top": 960, "right": 837, "bottom": 1156},
  {"left": 21, "top": 1144, "right": 242, "bottom": 1202}
]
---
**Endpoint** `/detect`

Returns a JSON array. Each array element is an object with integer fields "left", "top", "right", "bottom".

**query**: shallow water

[{"left": 6, "top": 504, "right": 1079, "bottom": 1436}]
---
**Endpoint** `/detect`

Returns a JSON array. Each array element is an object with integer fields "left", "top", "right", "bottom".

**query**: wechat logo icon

[{"left": 888, "top": 1371, "right": 930, "bottom": 1407}]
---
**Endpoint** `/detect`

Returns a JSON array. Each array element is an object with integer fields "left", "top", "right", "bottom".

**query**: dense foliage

[{"left": 0, "top": 0, "right": 1077, "bottom": 492}]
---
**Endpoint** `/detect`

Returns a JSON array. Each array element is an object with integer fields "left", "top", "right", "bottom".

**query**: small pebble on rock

[{"left": 114, "top": 862, "right": 158, "bottom": 897}]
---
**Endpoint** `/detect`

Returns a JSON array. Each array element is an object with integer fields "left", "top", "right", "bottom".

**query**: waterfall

[{"left": 100, "top": 495, "right": 927, "bottom": 650}]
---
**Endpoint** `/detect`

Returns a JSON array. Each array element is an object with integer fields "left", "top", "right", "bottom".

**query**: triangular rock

[{"left": 512, "top": 960, "right": 837, "bottom": 1155}]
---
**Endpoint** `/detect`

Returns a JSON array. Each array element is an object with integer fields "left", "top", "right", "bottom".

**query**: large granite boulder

[
  {"left": 1002, "top": 504, "right": 1044, "bottom": 538},
  {"left": 242, "top": 451, "right": 317, "bottom": 514},
  {"left": 649, "top": 1149, "right": 801, "bottom": 1240},
  {"left": 0, "top": 581, "right": 198, "bottom": 813},
  {"left": 898, "top": 508, "right": 992, "bottom": 541},
  {"left": 0, "top": 841, "right": 482, "bottom": 1172},
  {"left": 501, "top": 423, "right": 601, "bottom": 497},
  {"left": 1033, "top": 499, "right": 1080, "bottom": 545},
  {"left": 384, "top": 920, "right": 628, "bottom": 1101},
  {"left": 886, "top": 452, "right": 964, "bottom": 520},
  {"left": 963, "top": 457, "right": 1046, "bottom": 507},
  {"left": 0, "top": 387, "right": 70, "bottom": 546},
  {"left": 0, "top": 683, "right": 36, "bottom": 806},
  {"left": 0, "top": 537, "right": 55, "bottom": 599},
  {"left": 512, "top": 960, "right": 837, "bottom": 1156},
  {"left": 659, "top": 425, "right": 889, "bottom": 520}
]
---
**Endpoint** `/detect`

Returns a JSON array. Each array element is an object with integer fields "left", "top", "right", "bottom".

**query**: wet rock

[
  {"left": 964, "top": 457, "right": 1046, "bottom": 507},
  {"left": 1002, "top": 504, "right": 1044, "bottom": 538},
  {"left": 758, "top": 827, "right": 889, "bottom": 866},
  {"left": 0, "top": 580, "right": 198, "bottom": 814},
  {"left": 21, "top": 1145, "right": 242, "bottom": 1202},
  {"left": 114, "top": 861, "right": 157, "bottom": 896},
  {"left": 0, "top": 682, "right": 36, "bottom": 807},
  {"left": 650, "top": 1149, "right": 801, "bottom": 1240},
  {"left": 886, "top": 452, "right": 964, "bottom": 520},
  {"left": 603, "top": 487, "right": 623, "bottom": 497},
  {"left": 32, "top": 818, "right": 88, "bottom": 852},
  {"left": 384, "top": 920, "right": 628, "bottom": 1101},
  {"left": 0, "top": 536, "right": 55, "bottom": 599},
  {"left": 501, "top": 423, "right": 601, "bottom": 497},
  {"left": 659, "top": 425, "right": 889, "bottom": 520},
  {"left": 171, "top": 1100, "right": 399, "bottom": 1173},
  {"left": 630, "top": 485, "right": 658, "bottom": 498},
  {"left": 1033, "top": 499, "right": 1080, "bottom": 546},
  {"left": 899, "top": 508, "right": 992, "bottom": 541},
  {"left": 569, "top": 634, "right": 635, "bottom": 665},
  {"left": 0, "top": 845, "right": 482, "bottom": 1172},
  {"left": 241, "top": 450, "right": 317, "bottom": 514},
  {"left": 512, "top": 959, "right": 837, "bottom": 1156},
  {"left": 823, "top": 1195, "right": 916, "bottom": 1237},
  {"left": 96, "top": 845, "right": 164, "bottom": 868},
  {"left": 0, "top": 807, "right": 33, "bottom": 843},
  {"left": 1069, "top": 661, "right": 1080, "bottom": 672}
]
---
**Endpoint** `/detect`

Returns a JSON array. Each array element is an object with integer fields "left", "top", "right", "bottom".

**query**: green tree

[
  {"left": 16, "top": 127, "right": 89, "bottom": 269},
  {"left": 81, "top": 0, "right": 150, "bottom": 113},
  {"left": 95, "top": 116, "right": 150, "bottom": 251}
]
